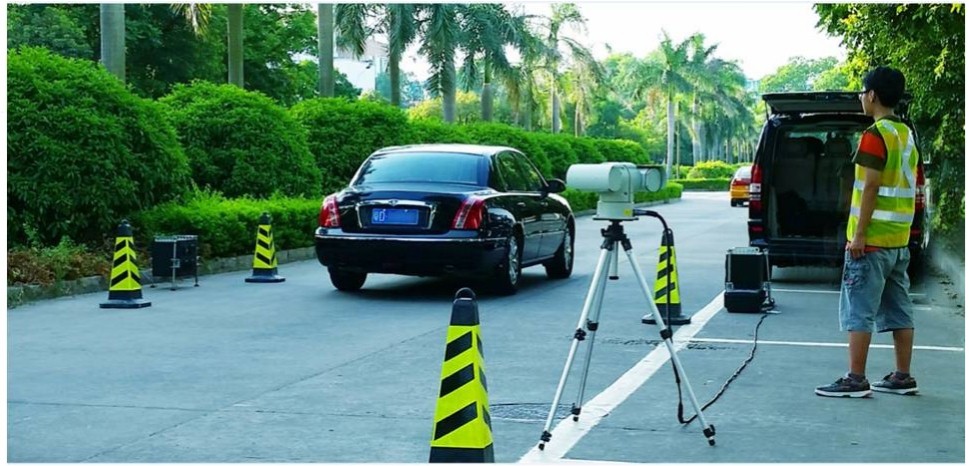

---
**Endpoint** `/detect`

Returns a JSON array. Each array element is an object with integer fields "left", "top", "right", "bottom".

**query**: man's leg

[
  {"left": 849, "top": 331, "right": 873, "bottom": 376},
  {"left": 892, "top": 328, "right": 914, "bottom": 374}
]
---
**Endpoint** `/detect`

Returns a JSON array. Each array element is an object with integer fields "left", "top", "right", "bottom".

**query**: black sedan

[{"left": 314, "top": 144, "right": 575, "bottom": 295}]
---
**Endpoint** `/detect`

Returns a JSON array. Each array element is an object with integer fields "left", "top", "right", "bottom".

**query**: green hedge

[
  {"left": 460, "top": 123, "right": 552, "bottom": 176},
  {"left": 677, "top": 178, "right": 731, "bottom": 191},
  {"left": 560, "top": 182, "right": 684, "bottom": 213},
  {"left": 136, "top": 191, "right": 320, "bottom": 259},
  {"left": 290, "top": 98, "right": 413, "bottom": 193},
  {"left": 687, "top": 161, "right": 740, "bottom": 179},
  {"left": 160, "top": 81, "right": 320, "bottom": 199},
  {"left": 7, "top": 47, "right": 192, "bottom": 247}
]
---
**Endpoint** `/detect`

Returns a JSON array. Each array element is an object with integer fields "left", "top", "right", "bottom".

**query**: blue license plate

[{"left": 371, "top": 208, "right": 420, "bottom": 226}]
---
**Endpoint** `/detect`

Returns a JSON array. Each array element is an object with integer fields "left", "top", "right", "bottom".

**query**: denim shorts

[{"left": 839, "top": 247, "right": 915, "bottom": 333}]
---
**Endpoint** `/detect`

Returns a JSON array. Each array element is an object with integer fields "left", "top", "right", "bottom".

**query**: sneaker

[
  {"left": 815, "top": 375, "right": 872, "bottom": 398},
  {"left": 872, "top": 372, "right": 919, "bottom": 395}
]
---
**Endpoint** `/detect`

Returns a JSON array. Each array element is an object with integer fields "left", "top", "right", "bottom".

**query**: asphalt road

[{"left": 7, "top": 192, "right": 965, "bottom": 462}]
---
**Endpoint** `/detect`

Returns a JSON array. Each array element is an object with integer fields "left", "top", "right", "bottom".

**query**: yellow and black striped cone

[
  {"left": 643, "top": 229, "right": 691, "bottom": 325},
  {"left": 429, "top": 288, "right": 494, "bottom": 463},
  {"left": 245, "top": 212, "right": 285, "bottom": 283},
  {"left": 100, "top": 220, "right": 151, "bottom": 309}
]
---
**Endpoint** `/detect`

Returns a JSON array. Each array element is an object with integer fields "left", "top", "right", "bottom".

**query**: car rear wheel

[
  {"left": 491, "top": 234, "right": 522, "bottom": 295},
  {"left": 544, "top": 228, "right": 574, "bottom": 279},
  {"left": 328, "top": 267, "right": 367, "bottom": 291}
]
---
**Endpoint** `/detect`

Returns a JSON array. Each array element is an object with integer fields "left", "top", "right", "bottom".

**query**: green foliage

[
  {"left": 407, "top": 91, "right": 512, "bottom": 123},
  {"left": 675, "top": 165, "right": 693, "bottom": 179},
  {"left": 815, "top": 4, "right": 965, "bottom": 237},
  {"left": 559, "top": 182, "right": 683, "bottom": 213},
  {"left": 376, "top": 70, "right": 426, "bottom": 107},
  {"left": 7, "top": 237, "right": 112, "bottom": 286},
  {"left": 136, "top": 190, "right": 321, "bottom": 260},
  {"left": 636, "top": 181, "right": 684, "bottom": 202},
  {"left": 591, "top": 139, "right": 651, "bottom": 165},
  {"left": 563, "top": 136, "right": 605, "bottom": 164},
  {"left": 461, "top": 123, "right": 552, "bottom": 176},
  {"left": 759, "top": 56, "right": 840, "bottom": 93},
  {"left": 406, "top": 120, "right": 473, "bottom": 144},
  {"left": 687, "top": 161, "right": 737, "bottom": 179},
  {"left": 7, "top": 4, "right": 93, "bottom": 59},
  {"left": 287, "top": 60, "right": 362, "bottom": 104},
  {"left": 530, "top": 132, "right": 578, "bottom": 180},
  {"left": 290, "top": 98, "right": 413, "bottom": 193},
  {"left": 676, "top": 178, "right": 731, "bottom": 191},
  {"left": 7, "top": 47, "right": 191, "bottom": 247},
  {"left": 160, "top": 81, "right": 320, "bottom": 199}
]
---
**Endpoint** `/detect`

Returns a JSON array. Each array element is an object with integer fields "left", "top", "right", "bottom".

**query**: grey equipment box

[
  {"left": 724, "top": 247, "right": 771, "bottom": 313},
  {"left": 151, "top": 235, "right": 200, "bottom": 290}
]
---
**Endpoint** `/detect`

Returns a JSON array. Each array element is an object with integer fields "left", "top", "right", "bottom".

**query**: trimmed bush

[
  {"left": 676, "top": 165, "right": 693, "bottom": 180},
  {"left": 290, "top": 98, "right": 413, "bottom": 193},
  {"left": 531, "top": 132, "right": 578, "bottom": 180},
  {"left": 687, "top": 161, "right": 738, "bottom": 179},
  {"left": 407, "top": 120, "right": 472, "bottom": 144},
  {"left": 677, "top": 178, "right": 731, "bottom": 191},
  {"left": 592, "top": 139, "right": 650, "bottom": 165},
  {"left": 460, "top": 123, "right": 552, "bottom": 176},
  {"left": 564, "top": 136, "right": 606, "bottom": 164},
  {"left": 136, "top": 190, "right": 321, "bottom": 260},
  {"left": 7, "top": 47, "right": 192, "bottom": 247},
  {"left": 160, "top": 81, "right": 320, "bottom": 199}
]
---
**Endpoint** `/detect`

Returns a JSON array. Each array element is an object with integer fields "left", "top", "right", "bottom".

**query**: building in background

[{"left": 335, "top": 39, "right": 387, "bottom": 93}]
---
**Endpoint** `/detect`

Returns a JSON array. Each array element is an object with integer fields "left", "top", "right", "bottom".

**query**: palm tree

[
  {"left": 457, "top": 4, "right": 535, "bottom": 122},
  {"left": 534, "top": 3, "right": 600, "bottom": 133},
  {"left": 99, "top": 4, "right": 125, "bottom": 82},
  {"left": 227, "top": 4, "right": 244, "bottom": 87},
  {"left": 318, "top": 3, "right": 335, "bottom": 96},
  {"left": 170, "top": 3, "right": 212, "bottom": 35},
  {"left": 625, "top": 31, "right": 693, "bottom": 178},
  {"left": 685, "top": 33, "right": 718, "bottom": 162},
  {"left": 335, "top": 4, "right": 421, "bottom": 107},
  {"left": 419, "top": 4, "right": 460, "bottom": 122}
]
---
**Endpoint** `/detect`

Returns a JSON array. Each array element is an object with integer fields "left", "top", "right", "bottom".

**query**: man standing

[{"left": 815, "top": 66, "right": 920, "bottom": 398}]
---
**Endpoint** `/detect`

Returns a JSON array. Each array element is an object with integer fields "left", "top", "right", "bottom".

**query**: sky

[{"left": 397, "top": 1, "right": 847, "bottom": 82}]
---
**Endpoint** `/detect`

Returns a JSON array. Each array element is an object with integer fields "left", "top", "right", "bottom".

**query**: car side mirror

[{"left": 544, "top": 178, "right": 566, "bottom": 194}]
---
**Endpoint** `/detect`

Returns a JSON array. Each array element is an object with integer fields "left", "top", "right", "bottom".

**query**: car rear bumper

[
  {"left": 314, "top": 228, "right": 506, "bottom": 276},
  {"left": 730, "top": 187, "right": 750, "bottom": 200}
]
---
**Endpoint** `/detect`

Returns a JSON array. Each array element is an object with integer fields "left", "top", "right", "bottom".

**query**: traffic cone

[
  {"left": 429, "top": 288, "right": 494, "bottom": 463},
  {"left": 100, "top": 220, "right": 151, "bottom": 309},
  {"left": 245, "top": 212, "right": 285, "bottom": 283},
  {"left": 642, "top": 229, "right": 691, "bottom": 325}
]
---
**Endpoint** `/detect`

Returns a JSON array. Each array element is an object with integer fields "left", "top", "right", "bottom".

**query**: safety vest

[{"left": 847, "top": 118, "right": 919, "bottom": 248}]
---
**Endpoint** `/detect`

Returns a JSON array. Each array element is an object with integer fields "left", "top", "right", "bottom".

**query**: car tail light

[
  {"left": 915, "top": 164, "right": 926, "bottom": 211},
  {"left": 319, "top": 194, "right": 341, "bottom": 228},
  {"left": 452, "top": 197, "right": 486, "bottom": 230},
  {"left": 749, "top": 164, "right": 763, "bottom": 213},
  {"left": 731, "top": 178, "right": 750, "bottom": 187}
]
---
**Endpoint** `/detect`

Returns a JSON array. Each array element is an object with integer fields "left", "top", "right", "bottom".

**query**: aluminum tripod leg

[
  {"left": 538, "top": 245, "right": 614, "bottom": 450},
  {"left": 623, "top": 246, "right": 717, "bottom": 445},
  {"left": 570, "top": 247, "right": 613, "bottom": 421}
]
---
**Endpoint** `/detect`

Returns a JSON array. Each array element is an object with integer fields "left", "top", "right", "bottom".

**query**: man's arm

[{"left": 849, "top": 166, "right": 881, "bottom": 259}]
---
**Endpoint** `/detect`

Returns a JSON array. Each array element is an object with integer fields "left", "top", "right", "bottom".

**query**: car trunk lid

[{"left": 337, "top": 183, "right": 493, "bottom": 234}]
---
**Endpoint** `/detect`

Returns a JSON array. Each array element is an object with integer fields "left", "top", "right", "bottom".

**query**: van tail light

[
  {"left": 915, "top": 164, "right": 926, "bottom": 211},
  {"left": 452, "top": 197, "right": 486, "bottom": 230},
  {"left": 749, "top": 164, "right": 763, "bottom": 213},
  {"left": 319, "top": 194, "right": 341, "bottom": 228}
]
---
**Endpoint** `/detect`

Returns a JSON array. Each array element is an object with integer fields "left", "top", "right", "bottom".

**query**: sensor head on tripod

[{"left": 566, "top": 162, "right": 666, "bottom": 220}]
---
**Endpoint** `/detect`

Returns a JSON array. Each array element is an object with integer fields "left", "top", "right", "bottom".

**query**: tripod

[{"left": 538, "top": 219, "right": 716, "bottom": 449}]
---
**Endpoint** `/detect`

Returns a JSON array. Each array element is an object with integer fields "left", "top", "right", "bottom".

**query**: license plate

[{"left": 371, "top": 208, "right": 420, "bottom": 226}]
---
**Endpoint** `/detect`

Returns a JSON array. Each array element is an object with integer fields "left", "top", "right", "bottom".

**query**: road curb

[
  {"left": 8, "top": 247, "right": 316, "bottom": 308},
  {"left": 929, "top": 240, "right": 965, "bottom": 301}
]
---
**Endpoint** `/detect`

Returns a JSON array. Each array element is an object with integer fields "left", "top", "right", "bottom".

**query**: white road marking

[
  {"left": 556, "top": 459, "right": 642, "bottom": 465},
  {"left": 772, "top": 288, "right": 839, "bottom": 294},
  {"left": 517, "top": 293, "right": 725, "bottom": 463},
  {"left": 687, "top": 337, "right": 964, "bottom": 352}
]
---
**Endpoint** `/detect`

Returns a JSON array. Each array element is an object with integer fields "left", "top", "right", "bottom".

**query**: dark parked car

[
  {"left": 748, "top": 92, "right": 930, "bottom": 277},
  {"left": 315, "top": 144, "right": 575, "bottom": 294}
]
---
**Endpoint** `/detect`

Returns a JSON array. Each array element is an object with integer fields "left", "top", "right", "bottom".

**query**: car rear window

[{"left": 352, "top": 152, "right": 486, "bottom": 186}]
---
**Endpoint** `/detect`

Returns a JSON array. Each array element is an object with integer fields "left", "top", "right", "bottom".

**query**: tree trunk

[
  {"left": 99, "top": 4, "right": 125, "bottom": 83},
  {"left": 523, "top": 86, "right": 533, "bottom": 131},
  {"left": 318, "top": 3, "right": 335, "bottom": 97},
  {"left": 228, "top": 4, "right": 244, "bottom": 87},
  {"left": 551, "top": 82, "right": 561, "bottom": 133},
  {"left": 574, "top": 104, "right": 582, "bottom": 137},
  {"left": 481, "top": 62, "right": 493, "bottom": 121},
  {"left": 665, "top": 92, "right": 675, "bottom": 180},
  {"left": 389, "top": 55, "right": 402, "bottom": 107},
  {"left": 691, "top": 95, "right": 700, "bottom": 163},
  {"left": 442, "top": 59, "right": 457, "bottom": 123}
]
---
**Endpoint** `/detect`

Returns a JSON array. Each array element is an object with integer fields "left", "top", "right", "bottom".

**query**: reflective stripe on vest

[{"left": 849, "top": 206, "right": 915, "bottom": 223}]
